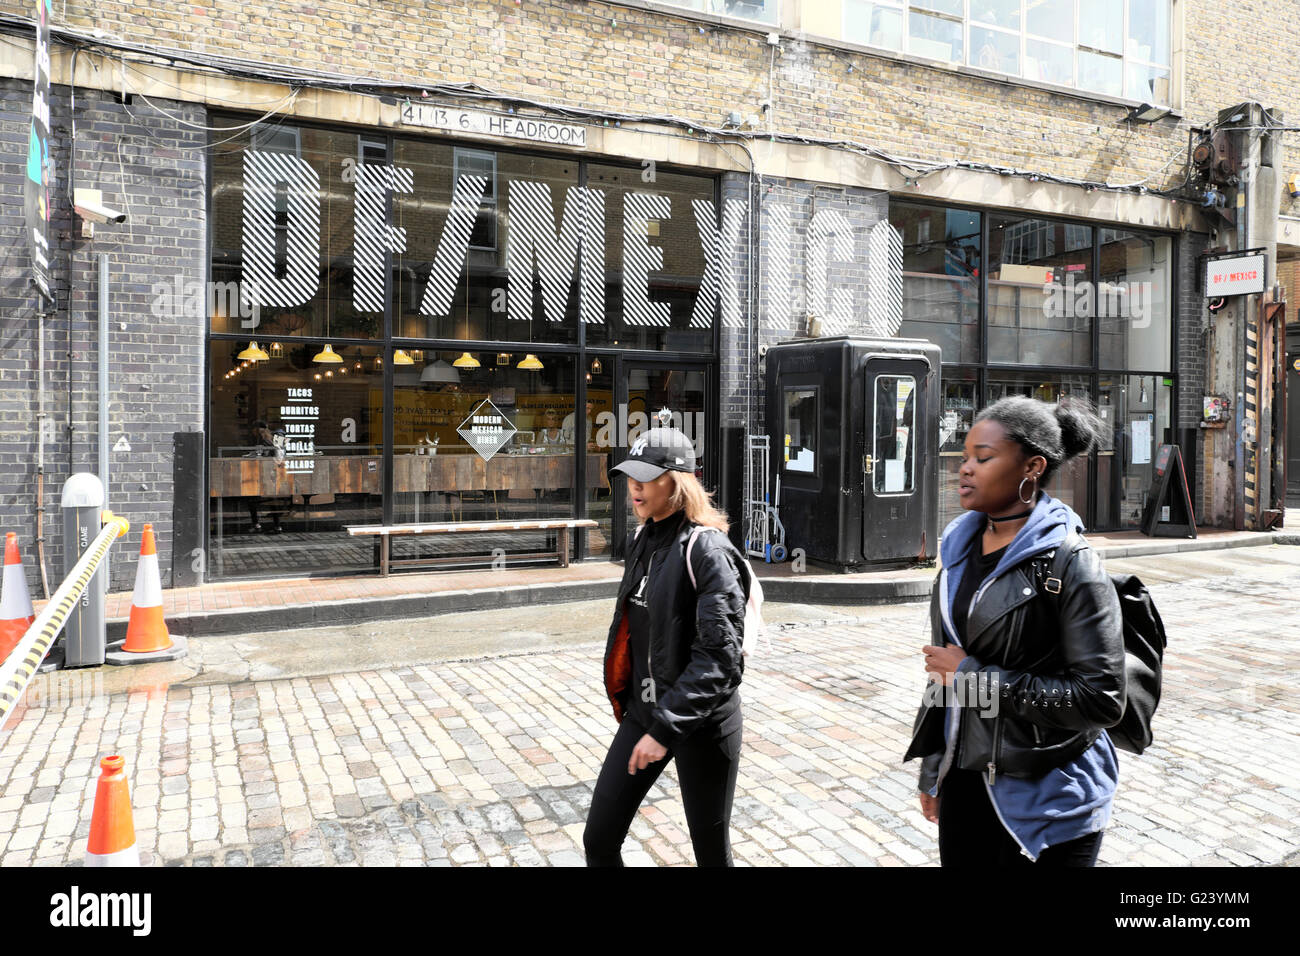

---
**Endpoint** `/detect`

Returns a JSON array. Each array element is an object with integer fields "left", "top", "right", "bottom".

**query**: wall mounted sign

[
  {"left": 1204, "top": 252, "right": 1265, "bottom": 297},
  {"left": 401, "top": 103, "right": 588, "bottom": 149},
  {"left": 25, "top": 0, "right": 52, "bottom": 301}
]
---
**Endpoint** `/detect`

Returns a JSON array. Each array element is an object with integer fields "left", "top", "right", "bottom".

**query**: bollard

[{"left": 61, "top": 474, "right": 108, "bottom": 667}]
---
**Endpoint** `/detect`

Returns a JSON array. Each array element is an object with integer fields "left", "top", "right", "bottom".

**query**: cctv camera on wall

[{"left": 73, "top": 188, "right": 126, "bottom": 237}]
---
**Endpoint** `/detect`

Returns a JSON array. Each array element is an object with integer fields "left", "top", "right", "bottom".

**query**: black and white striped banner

[
  {"left": 504, "top": 182, "right": 605, "bottom": 324},
  {"left": 807, "top": 208, "right": 855, "bottom": 336},
  {"left": 622, "top": 192, "right": 673, "bottom": 327},
  {"left": 419, "top": 174, "right": 488, "bottom": 318},
  {"left": 690, "top": 198, "right": 748, "bottom": 329}
]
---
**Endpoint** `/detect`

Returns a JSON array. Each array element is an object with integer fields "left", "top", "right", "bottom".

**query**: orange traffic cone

[
  {"left": 0, "top": 533, "right": 36, "bottom": 661},
  {"left": 107, "top": 525, "right": 186, "bottom": 666},
  {"left": 85, "top": 755, "right": 139, "bottom": 866},
  {"left": 122, "top": 525, "right": 171, "bottom": 653}
]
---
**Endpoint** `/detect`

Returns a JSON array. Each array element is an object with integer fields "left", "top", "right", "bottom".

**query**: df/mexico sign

[{"left": 1205, "top": 252, "right": 1266, "bottom": 297}]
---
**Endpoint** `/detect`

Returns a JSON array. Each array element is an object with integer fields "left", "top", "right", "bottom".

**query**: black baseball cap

[{"left": 610, "top": 427, "right": 697, "bottom": 482}]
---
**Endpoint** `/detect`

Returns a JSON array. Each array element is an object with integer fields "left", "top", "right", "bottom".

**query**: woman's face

[
  {"left": 957, "top": 419, "right": 1045, "bottom": 514},
  {"left": 627, "top": 473, "right": 676, "bottom": 523}
]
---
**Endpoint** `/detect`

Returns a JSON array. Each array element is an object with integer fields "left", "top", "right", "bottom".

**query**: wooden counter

[{"left": 210, "top": 453, "right": 610, "bottom": 497}]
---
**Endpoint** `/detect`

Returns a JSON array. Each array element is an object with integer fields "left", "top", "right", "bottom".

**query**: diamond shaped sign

[{"left": 458, "top": 399, "right": 516, "bottom": 462}]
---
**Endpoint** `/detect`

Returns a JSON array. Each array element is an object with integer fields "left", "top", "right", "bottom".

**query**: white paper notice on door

[
  {"left": 1131, "top": 419, "right": 1152, "bottom": 464},
  {"left": 884, "top": 459, "right": 904, "bottom": 492}
]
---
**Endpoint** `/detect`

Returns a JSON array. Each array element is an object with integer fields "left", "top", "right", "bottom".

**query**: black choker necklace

[{"left": 987, "top": 509, "right": 1033, "bottom": 524}]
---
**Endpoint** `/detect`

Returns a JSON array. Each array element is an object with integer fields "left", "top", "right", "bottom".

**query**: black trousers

[
  {"left": 584, "top": 711, "right": 742, "bottom": 867},
  {"left": 938, "top": 767, "right": 1104, "bottom": 867}
]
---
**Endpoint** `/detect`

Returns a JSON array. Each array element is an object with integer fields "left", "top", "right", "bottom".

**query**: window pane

[
  {"left": 890, "top": 202, "right": 981, "bottom": 364},
  {"left": 938, "top": 369, "right": 978, "bottom": 531},
  {"left": 393, "top": 141, "right": 578, "bottom": 346},
  {"left": 207, "top": 342, "right": 385, "bottom": 579},
  {"left": 718, "top": 0, "right": 779, "bottom": 24},
  {"left": 1098, "top": 231, "right": 1171, "bottom": 371},
  {"left": 970, "top": 26, "right": 1020, "bottom": 74},
  {"left": 1127, "top": 0, "right": 1170, "bottom": 65},
  {"left": 1078, "top": 49, "right": 1123, "bottom": 96},
  {"left": 844, "top": 0, "right": 904, "bottom": 49},
  {"left": 989, "top": 215, "right": 1092, "bottom": 366},
  {"left": 971, "top": 0, "right": 1020, "bottom": 29},
  {"left": 784, "top": 388, "right": 818, "bottom": 474},
  {"left": 210, "top": 124, "right": 377, "bottom": 341},
  {"left": 1026, "top": 39, "right": 1074, "bottom": 85},
  {"left": 909, "top": 10, "right": 963, "bottom": 62},
  {"left": 1079, "top": 0, "right": 1123, "bottom": 53},
  {"left": 874, "top": 375, "right": 916, "bottom": 494},
  {"left": 1125, "top": 63, "right": 1171, "bottom": 104},
  {"left": 390, "top": 352, "right": 584, "bottom": 562},
  {"left": 984, "top": 372, "right": 1093, "bottom": 516},
  {"left": 1026, "top": 0, "right": 1074, "bottom": 43},
  {"left": 584, "top": 164, "right": 715, "bottom": 353},
  {"left": 912, "top": 0, "right": 963, "bottom": 15}
]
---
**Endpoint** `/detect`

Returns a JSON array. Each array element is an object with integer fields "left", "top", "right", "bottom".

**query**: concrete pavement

[{"left": 1, "top": 545, "right": 1298, "bottom": 866}]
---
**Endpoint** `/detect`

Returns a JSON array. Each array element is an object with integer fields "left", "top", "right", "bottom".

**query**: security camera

[{"left": 73, "top": 188, "right": 126, "bottom": 224}]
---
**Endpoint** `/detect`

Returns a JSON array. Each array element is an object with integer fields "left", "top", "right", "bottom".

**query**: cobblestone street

[{"left": 1, "top": 546, "right": 1298, "bottom": 867}]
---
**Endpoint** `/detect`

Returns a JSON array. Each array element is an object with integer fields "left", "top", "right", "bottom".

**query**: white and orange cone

[
  {"left": 106, "top": 524, "right": 186, "bottom": 665},
  {"left": 0, "top": 533, "right": 36, "bottom": 662},
  {"left": 85, "top": 755, "right": 139, "bottom": 867}
]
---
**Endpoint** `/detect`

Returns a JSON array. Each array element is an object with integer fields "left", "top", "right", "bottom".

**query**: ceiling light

[{"left": 312, "top": 344, "right": 343, "bottom": 363}]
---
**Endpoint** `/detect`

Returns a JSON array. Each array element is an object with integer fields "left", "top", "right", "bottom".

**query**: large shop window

[
  {"left": 986, "top": 372, "right": 1092, "bottom": 516},
  {"left": 208, "top": 342, "right": 385, "bottom": 578},
  {"left": 1098, "top": 229, "right": 1171, "bottom": 371}
]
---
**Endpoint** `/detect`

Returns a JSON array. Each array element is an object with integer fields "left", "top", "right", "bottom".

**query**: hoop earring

[{"left": 1018, "top": 475, "right": 1039, "bottom": 505}]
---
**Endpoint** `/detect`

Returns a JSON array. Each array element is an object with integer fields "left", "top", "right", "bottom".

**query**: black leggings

[
  {"left": 938, "top": 768, "right": 1104, "bottom": 867},
  {"left": 584, "top": 712, "right": 742, "bottom": 867}
]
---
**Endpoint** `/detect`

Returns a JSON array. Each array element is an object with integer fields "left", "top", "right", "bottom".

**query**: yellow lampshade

[
  {"left": 393, "top": 349, "right": 415, "bottom": 366},
  {"left": 452, "top": 351, "right": 481, "bottom": 369},
  {"left": 237, "top": 341, "right": 270, "bottom": 362},
  {"left": 517, "top": 354, "right": 544, "bottom": 370},
  {"left": 312, "top": 344, "right": 343, "bottom": 364}
]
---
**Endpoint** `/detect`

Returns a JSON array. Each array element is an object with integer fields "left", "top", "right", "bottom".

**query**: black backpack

[{"left": 1037, "top": 532, "right": 1167, "bottom": 755}]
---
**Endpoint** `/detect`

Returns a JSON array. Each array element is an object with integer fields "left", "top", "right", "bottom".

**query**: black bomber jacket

[
  {"left": 904, "top": 537, "right": 1126, "bottom": 792},
  {"left": 603, "top": 514, "right": 747, "bottom": 747}
]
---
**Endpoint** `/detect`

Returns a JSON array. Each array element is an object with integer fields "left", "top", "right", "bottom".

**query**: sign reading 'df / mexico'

[
  {"left": 401, "top": 103, "right": 588, "bottom": 148},
  {"left": 1205, "top": 253, "right": 1266, "bottom": 297}
]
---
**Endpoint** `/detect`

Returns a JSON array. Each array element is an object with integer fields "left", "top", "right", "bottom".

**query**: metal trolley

[{"left": 745, "top": 434, "right": 788, "bottom": 563}]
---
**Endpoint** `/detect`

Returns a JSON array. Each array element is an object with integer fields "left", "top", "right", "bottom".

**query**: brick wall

[
  {"left": 8, "top": 0, "right": 1298, "bottom": 212},
  {"left": 0, "top": 79, "right": 205, "bottom": 593}
]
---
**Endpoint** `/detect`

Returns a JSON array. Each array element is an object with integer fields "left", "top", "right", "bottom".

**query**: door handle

[{"left": 863, "top": 455, "right": 875, "bottom": 474}]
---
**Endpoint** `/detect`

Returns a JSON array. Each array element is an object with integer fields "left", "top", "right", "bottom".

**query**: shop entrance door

[
  {"left": 610, "top": 361, "right": 711, "bottom": 557},
  {"left": 1287, "top": 326, "right": 1300, "bottom": 509}
]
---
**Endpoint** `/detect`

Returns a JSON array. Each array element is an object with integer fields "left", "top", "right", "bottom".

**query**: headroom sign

[{"left": 400, "top": 103, "right": 588, "bottom": 149}]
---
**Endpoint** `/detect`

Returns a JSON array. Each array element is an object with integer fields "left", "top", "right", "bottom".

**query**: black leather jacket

[
  {"left": 904, "top": 537, "right": 1125, "bottom": 792},
  {"left": 603, "top": 514, "right": 746, "bottom": 746}
]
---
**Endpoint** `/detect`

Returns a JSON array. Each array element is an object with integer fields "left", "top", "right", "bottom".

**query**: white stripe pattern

[
  {"left": 131, "top": 553, "right": 163, "bottom": 608},
  {"left": 240, "top": 151, "right": 320, "bottom": 310},
  {"left": 689, "top": 197, "right": 748, "bottom": 329},
  {"left": 419, "top": 174, "right": 488, "bottom": 317},
  {"left": 622, "top": 192, "right": 673, "bottom": 327},
  {"left": 865, "top": 220, "right": 904, "bottom": 338},
  {"left": 505, "top": 182, "right": 605, "bottom": 324},
  {"left": 766, "top": 204, "right": 792, "bottom": 331},
  {"left": 0, "top": 564, "right": 33, "bottom": 618},
  {"left": 807, "top": 208, "right": 855, "bottom": 336},
  {"left": 353, "top": 165, "right": 414, "bottom": 313}
]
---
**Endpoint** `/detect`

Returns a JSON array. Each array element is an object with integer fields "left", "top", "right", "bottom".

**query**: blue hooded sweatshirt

[{"left": 932, "top": 491, "right": 1118, "bottom": 861}]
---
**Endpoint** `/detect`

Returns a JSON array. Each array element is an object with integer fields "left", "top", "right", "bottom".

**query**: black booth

[{"left": 765, "top": 336, "right": 941, "bottom": 569}]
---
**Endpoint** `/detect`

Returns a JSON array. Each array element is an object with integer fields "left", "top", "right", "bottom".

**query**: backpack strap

[{"left": 1042, "top": 530, "right": 1084, "bottom": 601}]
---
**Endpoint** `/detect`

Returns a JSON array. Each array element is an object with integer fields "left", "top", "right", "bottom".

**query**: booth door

[{"left": 863, "top": 358, "right": 929, "bottom": 559}]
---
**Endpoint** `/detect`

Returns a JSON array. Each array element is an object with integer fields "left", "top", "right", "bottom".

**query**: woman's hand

[
  {"left": 923, "top": 643, "right": 968, "bottom": 687},
  {"left": 627, "top": 734, "right": 668, "bottom": 775},
  {"left": 919, "top": 792, "right": 940, "bottom": 823}
]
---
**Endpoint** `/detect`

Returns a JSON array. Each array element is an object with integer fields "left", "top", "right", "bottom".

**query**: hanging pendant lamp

[
  {"left": 517, "top": 354, "right": 544, "bottom": 370},
  {"left": 452, "top": 351, "right": 481, "bottom": 369},
  {"left": 313, "top": 343, "right": 343, "bottom": 364},
  {"left": 238, "top": 341, "right": 270, "bottom": 362}
]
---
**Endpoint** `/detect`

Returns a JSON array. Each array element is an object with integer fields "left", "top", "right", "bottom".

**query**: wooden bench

[{"left": 347, "top": 519, "right": 599, "bottom": 576}]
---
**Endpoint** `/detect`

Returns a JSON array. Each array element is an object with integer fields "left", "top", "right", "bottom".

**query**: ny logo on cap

[{"left": 629, "top": 435, "right": 650, "bottom": 457}]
